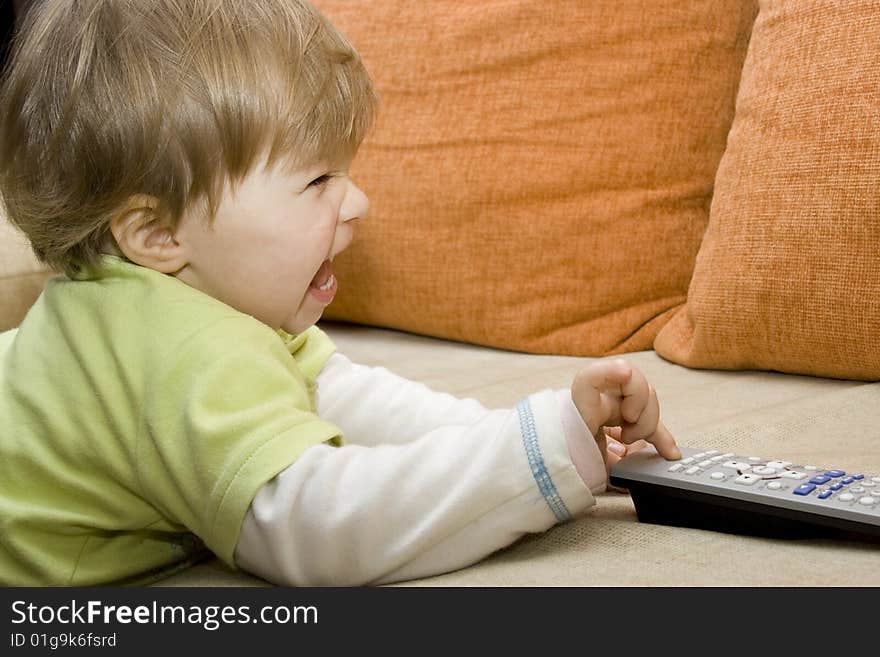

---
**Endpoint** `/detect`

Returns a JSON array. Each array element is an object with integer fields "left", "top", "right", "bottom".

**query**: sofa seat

[{"left": 158, "top": 322, "right": 879, "bottom": 587}]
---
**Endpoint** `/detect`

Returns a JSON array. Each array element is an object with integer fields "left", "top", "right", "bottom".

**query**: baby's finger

[
  {"left": 574, "top": 359, "right": 632, "bottom": 395},
  {"left": 642, "top": 420, "right": 681, "bottom": 461},
  {"left": 619, "top": 366, "right": 650, "bottom": 424},
  {"left": 604, "top": 426, "right": 623, "bottom": 442},
  {"left": 604, "top": 435, "right": 635, "bottom": 493},
  {"left": 572, "top": 360, "right": 632, "bottom": 435},
  {"left": 623, "top": 439, "right": 649, "bottom": 455},
  {"left": 620, "top": 386, "right": 660, "bottom": 444},
  {"left": 606, "top": 435, "right": 626, "bottom": 457}
]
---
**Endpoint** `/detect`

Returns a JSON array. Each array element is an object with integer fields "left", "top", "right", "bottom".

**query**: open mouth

[{"left": 308, "top": 259, "right": 337, "bottom": 303}]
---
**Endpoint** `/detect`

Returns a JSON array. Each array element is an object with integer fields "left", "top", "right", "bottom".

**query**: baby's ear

[{"left": 110, "top": 195, "right": 188, "bottom": 274}]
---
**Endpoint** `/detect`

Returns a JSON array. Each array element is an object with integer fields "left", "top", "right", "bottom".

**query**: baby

[{"left": 0, "top": 0, "right": 680, "bottom": 586}]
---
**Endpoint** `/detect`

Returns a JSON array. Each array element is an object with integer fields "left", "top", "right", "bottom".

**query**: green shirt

[{"left": 0, "top": 256, "right": 342, "bottom": 585}]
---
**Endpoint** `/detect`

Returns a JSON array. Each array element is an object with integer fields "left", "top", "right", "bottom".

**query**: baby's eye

[{"left": 306, "top": 174, "right": 333, "bottom": 189}]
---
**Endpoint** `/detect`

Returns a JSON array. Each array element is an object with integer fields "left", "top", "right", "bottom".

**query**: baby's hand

[{"left": 570, "top": 359, "right": 680, "bottom": 474}]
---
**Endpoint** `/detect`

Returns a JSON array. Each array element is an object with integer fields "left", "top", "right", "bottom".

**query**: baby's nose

[{"left": 340, "top": 181, "right": 369, "bottom": 223}]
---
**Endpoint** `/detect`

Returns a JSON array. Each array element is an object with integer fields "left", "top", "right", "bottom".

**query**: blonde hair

[{"left": 0, "top": 0, "right": 377, "bottom": 276}]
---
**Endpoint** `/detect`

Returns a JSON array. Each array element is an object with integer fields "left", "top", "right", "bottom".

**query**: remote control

[{"left": 609, "top": 446, "right": 880, "bottom": 542}]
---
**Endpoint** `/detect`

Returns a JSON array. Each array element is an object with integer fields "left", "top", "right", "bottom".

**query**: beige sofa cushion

[{"left": 159, "top": 323, "right": 879, "bottom": 587}]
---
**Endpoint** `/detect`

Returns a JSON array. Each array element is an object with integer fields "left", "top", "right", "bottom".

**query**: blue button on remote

[
  {"left": 831, "top": 483, "right": 843, "bottom": 491},
  {"left": 809, "top": 475, "right": 832, "bottom": 485},
  {"left": 794, "top": 484, "right": 816, "bottom": 496},
  {"left": 825, "top": 470, "right": 845, "bottom": 477},
  {"left": 818, "top": 490, "right": 833, "bottom": 499},
  {"left": 853, "top": 474, "right": 864, "bottom": 480},
  {"left": 843, "top": 477, "right": 855, "bottom": 484}
]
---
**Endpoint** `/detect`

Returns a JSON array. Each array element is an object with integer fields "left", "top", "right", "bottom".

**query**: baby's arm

[
  {"left": 234, "top": 354, "right": 677, "bottom": 586},
  {"left": 234, "top": 382, "right": 606, "bottom": 585},
  {"left": 315, "top": 351, "right": 627, "bottom": 481},
  {"left": 314, "top": 352, "right": 490, "bottom": 445}
]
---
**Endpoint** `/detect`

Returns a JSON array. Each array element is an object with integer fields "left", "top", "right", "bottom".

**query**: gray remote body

[{"left": 609, "top": 446, "right": 880, "bottom": 540}]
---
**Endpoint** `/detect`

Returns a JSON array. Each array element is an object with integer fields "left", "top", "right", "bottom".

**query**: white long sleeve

[
  {"left": 234, "top": 353, "right": 607, "bottom": 586},
  {"left": 312, "top": 352, "right": 491, "bottom": 446}
]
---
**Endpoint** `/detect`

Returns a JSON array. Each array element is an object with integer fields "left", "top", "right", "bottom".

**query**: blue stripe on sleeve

[{"left": 516, "top": 398, "right": 571, "bottom": 523}]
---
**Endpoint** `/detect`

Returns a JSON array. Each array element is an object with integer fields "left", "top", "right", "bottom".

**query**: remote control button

[
  {"left": 842, "top": 477, "right": 854, "bottom": 484},
  {"left": 681, "top": 457, "right": 695, "bottom": 464},
  {"left": 851, "top": 486, "right": 865, "bottom": 493},
  {"left": 710, "top": 472, "right": 725, "bottom": 480},
  {"left": 818, "top": 490, "right": 833, "bottom": 499},
  {"left": 766, "top": 482, "right": 783, "bottom": 490},
  {"left": 710, "top": 455, "right": 726, "bottom": 462},
  {"left": 685, "top": 466, "right": 700, "bottom": 475},
  {"left": 698, "top": 460, "right": 714, "bottom": 468},
  {"left": 824, "top": 470, "right": 845, "bottom": 478},
  {"left": 810, "top": 475, "right": 832, "bottom": 485},
  {"left": 851, "top": 474, "right": 865, "bottom": 480},
  {"left": 793, "top": 484, "right": 816, "bottom": 496},
  {"left": 747, "top": 456, "right": 762, "bottom": 461},
  {"left": 839, "top": 493, "right": 855, "bottom": 502},
  {"left": 766, "top": 460, "right": 792, "bottom": 469},
  {"left": 858, "top": 497, "right": 875, "bottom": 506},
  {"left": 735, "top": 474, "right": 761, "bottom": 485},
  {"left": 870, "top": 476, "right": 879, "bottom": 483},
  {"left": 704, "top": 450, "right": 719, "bottom": 455},
  {"left": 721, "top": 453, "right": 735, "bottom": 459},
  {"left": 668, "top": 464, "right": 683, "bottom": 472},
  {"left": 753, "top": 466, "right": 777, "bottom": 475},
  {"left": 722, "top": 461, "right": 751, "bottom": 471},
  {"left": 780, "top": 471, "right": 807, "bottom": 480},
  {"left": 804, "top": 465, "right": 818, "bottom": 471},
  {"left": 862, "top": 481, "right": 876, "bottom": 487},
  {"left": 831, "top": 483, "right": 844, "bottom": 491},
  {"left": 693, "top": 452, "right": 706, "bottom": 459}
]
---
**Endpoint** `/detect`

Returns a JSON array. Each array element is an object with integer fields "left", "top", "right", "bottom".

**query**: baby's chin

[{"left": 280, "top": 312, "right": 322, "bottom": 336}]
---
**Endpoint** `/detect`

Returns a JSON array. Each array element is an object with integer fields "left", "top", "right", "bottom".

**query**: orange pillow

[
  {"left": 316, "top": 1, "right": 758, "bottom": 355},
  {"left": 655, "top": 0, "right": 880, "bottom": 381}
]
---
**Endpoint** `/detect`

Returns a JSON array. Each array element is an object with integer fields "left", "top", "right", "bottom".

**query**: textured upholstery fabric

[
  {"left": 316, "top": 0, "right": 758, "bottom": 356},
  {"left": 159, "top": 323, "right": 879, "bottom": 587},
  {"left": 655, "top": 0, "right": 880, "bottom": 381}
]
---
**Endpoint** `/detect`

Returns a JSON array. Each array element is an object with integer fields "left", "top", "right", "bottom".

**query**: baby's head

[{"left": 0, "top": 0, "right": 376, "bottom": 333}]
